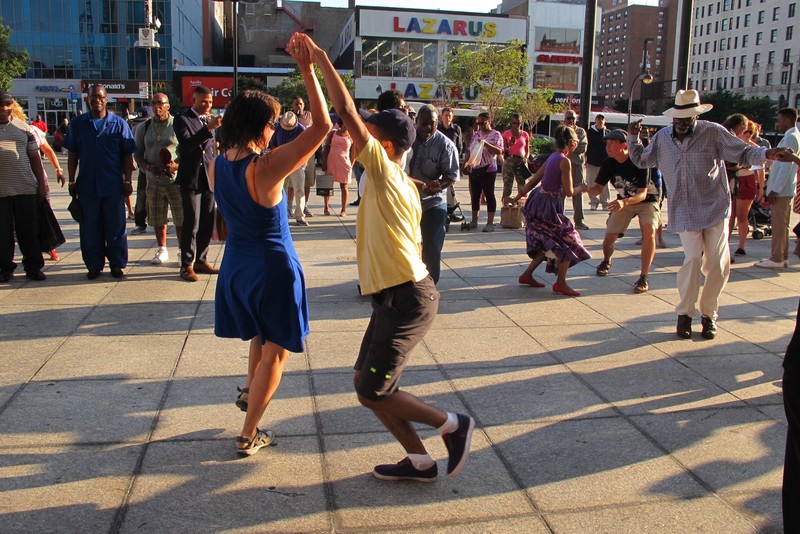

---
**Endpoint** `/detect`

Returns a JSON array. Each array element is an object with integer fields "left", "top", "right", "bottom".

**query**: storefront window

[
  {"left": 534, "top": 27, "right": 581, "bottom": 54},
  {"left": 534, "top": 65, "right": 579, "bottom": 91},
  {"left": 362, "top": 38, "right": 438, "bottom": 79}
]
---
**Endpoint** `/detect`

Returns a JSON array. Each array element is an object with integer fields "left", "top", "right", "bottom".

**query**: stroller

[
  {"left": 445, "top": 185, "right": 466, "bottom": 232},
  {"left": 749, "top": 199, "right": 772, "bottom": 240}
]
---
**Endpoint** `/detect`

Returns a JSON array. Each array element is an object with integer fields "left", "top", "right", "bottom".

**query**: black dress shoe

[
  {"left": 110, "top": 266, "right": 124, "bottom": 278},
  {"left": 87, "top": 269, "right": 101, "bottom": 280},
  {"left": 700, "top": 315, "right": 717, "bottom": 339},
  {"left": 676, "top": 314, "right": 692, "bottom": 339},
  {"left": 25, "top": 270, "right": 46, "bottom": 281},
  {"left": 350, "top": 199, "right": 360, "bottom": 206}
]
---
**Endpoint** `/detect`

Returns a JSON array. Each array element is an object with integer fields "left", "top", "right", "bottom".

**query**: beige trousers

[
  {"left": 770, "top": 196, "right": 792, "bottom": 263},
  {"left": 676, "top": 219, "right": 730, "bottom": 320}
]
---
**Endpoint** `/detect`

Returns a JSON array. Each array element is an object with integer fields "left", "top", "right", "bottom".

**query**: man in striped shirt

[{"left": 628, "top": 90, "right": 793, "bottom": 340}]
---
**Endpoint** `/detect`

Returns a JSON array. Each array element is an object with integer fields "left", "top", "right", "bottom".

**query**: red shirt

[
  {"left": 502, "top": 129, "right": 529, "bottom": 158},
  {"left": 32, "top": 119, "right": 47, "bottom": 133}
]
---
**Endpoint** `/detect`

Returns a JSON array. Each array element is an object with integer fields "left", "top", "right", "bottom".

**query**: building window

[
  {"left": 722, "top": 19, "right": 728, "bottom": 30},
  {"left": 774, "top": 6, "right": 780, "bottom": 20},
  {"left": 741, "top": 55, "right": 746, "bottom": 67},
  {"left": 739, "top": 75, "right": 745, "bottom": 87},
  {"left": 756, "top": 32, "right": 763, "bottom": 45},
  {"left": 752, "top": 73, "right": 759, "bottom": 85},
  {"left": 361, "top": 39, "right": 438, "bottom": 79},
  {"left": 768, "top": 50, "right": 775, "bottom": 64},
  {"left": 782, "top": 70, "right": 791, "bottom": 85},
  {"left": 788, "top": 26, "right": 794, "bottom": 40},
  {"left": 758, "top": 10, "right": 764, "bottom": 23},
  {"left": 790, "top": 3, "right": 796, "bottom": 17},
  {"left": 720, "top": 39, "right": 727, "bottom": 51},
  {"left": 785, "top": 49, "right": 792, "bottom": 63},
  {"left": 744, "top": 13, "right": 751, "bottom": 26},
  {"left": 742, "top": 34, "right": 749, "bottom": 47},
  {"left": 766, "top": 72, "right": 773, "bottom": 85},
  {"left": 535, "top": 27, "right": 582, "bottom": 54},
  {"left": 771, "top": 28, "right": 778, "bottom": 42}
]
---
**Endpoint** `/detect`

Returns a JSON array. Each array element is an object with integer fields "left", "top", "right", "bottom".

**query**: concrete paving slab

[
  {"left": 628, "top": 320, "right": 782, "bottom": 357},
  {"left": 487, "top": 297, "right": 612, "bottom": 327},
  {"left": 99, "top": 277, "right": 207, "bottom": 304},
  {"left": 430, "top": 276, "right": 485, "bottom": 300},
  {"left": 485, "top": 419, "right": 708, "bottom": 513},
  {"left": 430, "top": 299, "right": 517, "bottom": 330},
  {"left": 0, "top": 281, "right": 113, "bottom": 306},
  {"left": 543, "top": 496, "right": 758, "bottom": 533},
  {"left": 578, "top": 292, "right": 677, "bottom": 323},
  {"left": 119, "top": 437, "right": 331, "bottom": 533},
  {"left": 565, "top": 350, "right": 746, "bottom": 415},
  {"left": 724, "top": 489, "right": 784, "bottom": 532},
  {"left": 325, "top": 431, "right": 535, "bottom": 531},
  {"left": 448, "top": 365, "right": 614, "bottom": 425},
  {"left": 308, "top": 300, "right": 373, "bottom": 332},
  {"left": 632, "top": 408, "right": 785, "bottom": 496},
  {"left": 720, "top": 317, "right": 796, "bottom": 353},
  {"left": 523, "top": 323, "right": 648, "bottom": 363},
  {"left": 0, "top": 337, "right": 65, "bottom": 386},
  {"left": 732, "top": 291, "right": 800, "bottom": 317},
  {"left": 76, "top": 302, "right": 195, "bottom": 336},
  {"left": 35, "top": 334, "right": 185, "bottom": 380},
  {"left": 674, "top": 351, "right": 784, "bottom": 404},
  {"left": 152, "top": 373, "right": 317, "bottom": 440},
  {"left": 0, "top": 379, "right": 165, "bottom": 446},
  {"left": 0, "top": 443, "right": 144, "bottom": 533},
  {"left": 0, "top": 304, "right": 90, "bottom": 340},
  {"left": 423, "top": 326, "right": 556, "bottom": 368}
]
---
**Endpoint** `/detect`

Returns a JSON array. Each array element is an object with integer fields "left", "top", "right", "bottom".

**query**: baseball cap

[
  {"left": 137, "top": 106, "right": 154, "bottom": 119},
  {"left": 604, "top": 129, "right": 627, "bottom": 142},
  {"left": 360, "top": 108, "right": 416, "bottom": 151},
  {"left": 0, "top": 91, "right": 14, "bottom": 105},
  {"left": 280, "top": 111, "right": 297, "bottom": 130},
  {"left": 596, "top": 113, "right": 605, "bottom": 120}
]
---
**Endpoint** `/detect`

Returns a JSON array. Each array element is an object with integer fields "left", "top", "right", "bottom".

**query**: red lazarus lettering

[
  {"left": 393, "top": 17, "right": 405, "bottom": 32},
  {"left": 453, "top": 20, "right": 467, "bottom": 36}
]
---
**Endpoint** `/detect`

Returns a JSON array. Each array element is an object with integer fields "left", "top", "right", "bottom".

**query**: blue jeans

[{"left": 421, "top": 204, "right": 447, "bottom": 284}]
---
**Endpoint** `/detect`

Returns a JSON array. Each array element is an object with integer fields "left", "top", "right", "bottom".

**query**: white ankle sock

[
  {"left": 437, "top": 412, "right": 458, "bottom": 435},
  {"left": 407, "top": 453, "right": 435, "bottom": 470}
]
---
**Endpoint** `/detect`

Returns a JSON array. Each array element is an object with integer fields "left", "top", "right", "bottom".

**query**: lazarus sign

[{"left": 358, "top": 9, "right": 527, "bottom": 43}]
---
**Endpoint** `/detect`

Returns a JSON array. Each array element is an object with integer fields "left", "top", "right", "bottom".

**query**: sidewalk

[{"left": 0, "top": 164, "right": 795, "bottom": 533}]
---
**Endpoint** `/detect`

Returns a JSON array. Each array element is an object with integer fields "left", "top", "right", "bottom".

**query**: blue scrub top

[{"left": 64, "top": 112, "right": 137, "bottom": 197}]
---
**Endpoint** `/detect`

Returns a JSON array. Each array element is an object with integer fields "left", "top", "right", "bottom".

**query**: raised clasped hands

[{"left": 628, "top": 119, "right": 642, "bottom": 135}]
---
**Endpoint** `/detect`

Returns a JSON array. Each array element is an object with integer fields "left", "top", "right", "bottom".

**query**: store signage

[
  {"left": 358, "top": 9, "right": 526, "bottom": 43},
  {"left": 537, "top": 54, "right": 582, "bottom": 65},
  {"left": 35, "top": 85, "right": 63, "bottom": 92},
  {"left": 82, "top": 80, "right": 141, "bottom": 97},
  {"left": 392, "top": 16, "right": 496, "bottom": 38},
  {"left": 356, "top": 79, "right": 481, "bottom": 101}
]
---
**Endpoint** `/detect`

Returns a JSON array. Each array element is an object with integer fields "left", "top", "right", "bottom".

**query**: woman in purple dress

[{"left": 504, "top": 125, "right": 591, "bottom": 296}]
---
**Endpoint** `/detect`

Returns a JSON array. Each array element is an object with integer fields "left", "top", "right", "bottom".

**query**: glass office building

[{"left": 2, "top": 0, "right": 204, "bottom": 132}]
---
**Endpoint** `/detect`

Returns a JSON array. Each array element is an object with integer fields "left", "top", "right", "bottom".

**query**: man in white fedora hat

[{"left": 628, "top": 89, "right": 796, "bottom": 340}]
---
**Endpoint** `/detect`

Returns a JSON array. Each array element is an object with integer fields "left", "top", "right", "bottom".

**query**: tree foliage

[
  {"left": 502, "top": 87, "right": 564, "bottom": 130},
  {"left": 437, "top": 39, "right": 531, "bottom": 123},
  {"left": 0, "top": 19, "right": 29, "bottom": 91},
  {"left": 700, "top": 89, "right": 777, "bottom": 128},
  {"left": 270, "top": 65, "right": 354, "bottom": 112}
]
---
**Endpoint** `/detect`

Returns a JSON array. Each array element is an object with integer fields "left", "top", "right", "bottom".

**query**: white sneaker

[
  {"left": 753, "top": 259, "right": 785, "bottom": 270},
  {"left": 151, "top": 247, "right": 169, "bottom": 265}
]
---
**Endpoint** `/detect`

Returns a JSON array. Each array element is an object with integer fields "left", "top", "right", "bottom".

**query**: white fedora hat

[
  {"left": 280, "top": 111, "right": 298, "bottom": 130},
  {"left": 662, "top": 89, "right": 713, "bottom": 118}
]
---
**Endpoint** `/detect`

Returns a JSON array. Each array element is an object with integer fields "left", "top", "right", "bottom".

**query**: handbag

[
  {"left": 465, "top": 139, "right": 484, "bottom": 168},
  {"left": 67, "top": 196, "right": 83, "bottom": 223},
  {"left": 500, "top": 204, "right": 525, "bottom": 229},
  {"left": 316, "top": 174, "right": 334, "bottom": 197},
  {"left": 38, "top": 199, "right": 66, "bottom": 252},
  {"left": 211, "top": 205, "right": 228, "bottom": 242}
]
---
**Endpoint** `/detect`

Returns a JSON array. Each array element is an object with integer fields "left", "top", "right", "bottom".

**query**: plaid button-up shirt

[{"left": 628, "top": 120, "right": 768, "bottom": 232}]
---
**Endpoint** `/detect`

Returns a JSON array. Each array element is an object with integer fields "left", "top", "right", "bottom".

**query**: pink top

[{"left": 502, "top": 129, "right": 530, "bottom": 158}]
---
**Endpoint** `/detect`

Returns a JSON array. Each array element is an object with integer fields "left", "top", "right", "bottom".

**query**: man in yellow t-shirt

[{"left": 300, "top": 32, "right": 475, "bottom": 482}]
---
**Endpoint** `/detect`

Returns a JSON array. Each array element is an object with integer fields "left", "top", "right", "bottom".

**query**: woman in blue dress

[
  {"left": 209, "top": 44, "right": 331, "bottom": 456},
  {"left": 504, "top": 125, "right": 591, "bottom": 296}
]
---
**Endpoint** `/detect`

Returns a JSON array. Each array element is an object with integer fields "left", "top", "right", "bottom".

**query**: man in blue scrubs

[{"left": 65, "top": 85, "right": 137, "bottom": 279}]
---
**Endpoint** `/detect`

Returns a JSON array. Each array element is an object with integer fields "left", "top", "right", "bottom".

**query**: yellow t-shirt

[{"left": 356, "top": 137, "right": 429, "bottom": 295}]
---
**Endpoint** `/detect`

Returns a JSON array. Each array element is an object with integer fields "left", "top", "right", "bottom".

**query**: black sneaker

[
  {"left": 734, "top": 248, "right": 746, "bottom": 256},
  {"left": 677, "top": 314, "right": 692, "bottom": 339},
  {"left": 701, "top": 315, "right": 717, "bottom": 339},
  {"left": 442, "top": 413, "right": 475, "bottom": 477},
  {"left": 373, "top": 457, "right": 438, "bottom": 482},
  {"left": 25, "top": 270, "right": 46, "bottom": 281},
  {"left": 87, "top": 269, "right": 101, "bottom": 280},
  {"left": 110, "top": 266, "right": 124, "bottom": 278}
]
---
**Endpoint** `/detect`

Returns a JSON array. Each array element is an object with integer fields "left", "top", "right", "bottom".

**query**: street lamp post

[
  {"left": 214, "top": 0, "right": 260, "bottom": 99},
  {"left": 627, "top": 39, "right": 654, "bottom": 126},
  {"left": 136, "top": 0, "right": 160, "bottom": 101}
]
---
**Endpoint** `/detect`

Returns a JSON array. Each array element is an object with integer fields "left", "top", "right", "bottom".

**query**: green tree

[
  {"left": 437, "top": 39, "right": 529, "bottom": 123},
  {"left": 0, "top": 19, "right": 29, "bottom": 91},
  {"left": 503, "top": 87, "right": 564, "bottom": 131},
  {"left": 701, "top": 89, "right": 777, "bottom": 128}
]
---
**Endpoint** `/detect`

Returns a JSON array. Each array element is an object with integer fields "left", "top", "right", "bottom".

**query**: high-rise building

[
  {"left": 689, "top": 0, "right": 799, "bottom": 109},
  {"left": 2, "top": 0, "right": 209, "bottom": 131}
]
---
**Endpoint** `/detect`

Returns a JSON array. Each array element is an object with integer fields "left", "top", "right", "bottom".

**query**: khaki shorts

[{"left": 605, "top": 201, "right": 660, "bottom": 235}]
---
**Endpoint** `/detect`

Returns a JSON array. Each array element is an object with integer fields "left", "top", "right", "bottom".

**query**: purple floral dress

[{"left": 523, "top": 152, "right": 591, "bottom": 273}]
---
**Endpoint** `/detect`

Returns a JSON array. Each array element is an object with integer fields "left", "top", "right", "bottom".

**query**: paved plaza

[{"left": 0, "top": 158, "right": 797, "bottom": 533}]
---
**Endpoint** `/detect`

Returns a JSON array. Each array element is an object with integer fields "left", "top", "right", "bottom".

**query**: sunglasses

[{"left": 266, "top": 120, "right": 278, "bottom": 129}]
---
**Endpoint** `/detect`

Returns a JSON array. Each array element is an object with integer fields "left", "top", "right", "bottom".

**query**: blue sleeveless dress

[{"left": 214, "top": 153, "right": 309, "bottom": 353}]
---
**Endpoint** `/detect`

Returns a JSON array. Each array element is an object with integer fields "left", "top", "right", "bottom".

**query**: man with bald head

[
  {"left": 134, "top": 93, "right": 183, "bottom": 265},
  {"left": 406, "top": 104, "right": 459, "bottom": 283}
]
